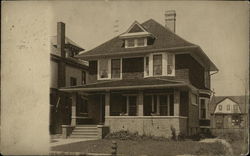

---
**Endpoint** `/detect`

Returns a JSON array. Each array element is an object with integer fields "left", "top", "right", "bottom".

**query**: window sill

[
  {"left": 143, "top": 75, "right": 175, "bottom": 78},
  {"left": 192, "top": 103, "right": 198, "bottom": 106}
]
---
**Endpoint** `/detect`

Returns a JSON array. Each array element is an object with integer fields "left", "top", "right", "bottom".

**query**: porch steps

[{"left": 69, "top": 125, "right": 99, "bottom": 139}]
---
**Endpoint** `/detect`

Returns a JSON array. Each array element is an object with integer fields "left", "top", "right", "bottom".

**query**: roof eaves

[{"left": 78, "top": 45, "right": 199, "bottom": 60}]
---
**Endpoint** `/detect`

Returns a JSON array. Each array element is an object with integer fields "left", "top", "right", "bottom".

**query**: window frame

[
  {"left": 125, "top": 38, "right": 147, "bottom": 48},
  {"left": 144, "top": 52, "right": 175, "bottom": 77},
  {"left": 218, "top": 105, "right": 222, "bottom": 111},
  {"left": 70, "top": 77, "right": 77, "bottom": 86},
  {"left": 97, "top": 58, "right": 122, "bottom": 80},
  {"left": 199, "top": 97, "right": 207, "bottom": 119},
  {"left": 191, "top": 93, "right": 198, "bottom": 106}
]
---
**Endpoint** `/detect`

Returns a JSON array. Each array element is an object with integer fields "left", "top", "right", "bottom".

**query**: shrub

[
  {"left": 217, "top": 131, "right": 245, "bottom": 143},
  {"left": 195, "top": 141, "right": 228, "bottom": 156},
  {"left": 104, "top": 130, "right": 171, "bottom": 141}
]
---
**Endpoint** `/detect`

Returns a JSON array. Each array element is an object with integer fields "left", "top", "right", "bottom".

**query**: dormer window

[
  {"left": 125, "top": 38, "right": 147, "bottom": 48},
  {"left": 144, "top": 53, "right": 175, "bottom": 77},
  {"left": 120, "top": 21, "right": 153, "bottom": 49},
  {"left": 127, "top": 39, "right": 135, "bottom": 48}
]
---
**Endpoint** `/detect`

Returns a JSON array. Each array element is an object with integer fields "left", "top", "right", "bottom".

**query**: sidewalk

[{"left": 50, "top": 138, "right": 98, "bottom": 147}]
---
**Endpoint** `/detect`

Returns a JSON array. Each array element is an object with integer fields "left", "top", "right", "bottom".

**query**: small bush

[
  {"left": 195, "top": 141, "right": 228, "bottom": 156},
  {"left": 217, "top": 131, "right": 245, "bottom": 143},
  {"left": 104, "top": 130, "right": 171, "bottom": 141}
]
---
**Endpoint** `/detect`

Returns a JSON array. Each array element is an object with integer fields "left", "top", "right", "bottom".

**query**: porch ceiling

[{"left": 59, "top": 78, "right": 188, "bottom": 92}]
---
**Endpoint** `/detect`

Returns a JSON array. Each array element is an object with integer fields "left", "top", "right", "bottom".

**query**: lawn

[{"left": 51, "top": 139, "right": 228, "bottom": 156}]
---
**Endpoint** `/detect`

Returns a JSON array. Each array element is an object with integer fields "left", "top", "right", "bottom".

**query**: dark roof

[
  {"left": 210, "top": 96, "right": 249, "bottom": 114},
  {"left": 77, "top": 19, "right": 218, "bottom": 71},
  {"left": 60, "top": 78, "right": 187, "bottom": 92},
  {"left": 51, "top": 36, "right": 85, "bottom": 53},
  {"left": 78, "top": 19, "right": 195, "bottom": 58}
]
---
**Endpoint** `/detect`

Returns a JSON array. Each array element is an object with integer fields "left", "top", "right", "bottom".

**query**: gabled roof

[
  {"left": 210, "top": 96, "right": 249, "bottom": 114},
  {"left": 77, "top": 19, "right": 218, "bottom": 71}
]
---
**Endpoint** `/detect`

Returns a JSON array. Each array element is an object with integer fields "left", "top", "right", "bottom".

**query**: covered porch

[{"left": 61, "top": 79, "right": 195, "bottom": 138}]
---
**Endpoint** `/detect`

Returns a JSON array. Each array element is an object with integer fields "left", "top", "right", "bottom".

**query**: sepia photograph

[{"left": 1, "top": 1, "right": 249, "bottom": 155}]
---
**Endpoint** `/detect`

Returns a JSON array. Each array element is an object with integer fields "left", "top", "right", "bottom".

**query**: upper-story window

[
  {"left": 98, "top": 58, "right": 122, "bottom": 80},
  {"left": 111, "top": 59, "right": 121, "bottom": 79},
  {"left": 125, "top": 38, "right": 147, "bottom": 48},
  {"left": 153, "top": 54, "right": 162, "bottom": 76},
  {"left": 144, "top": 53, "right": 175, "bottom": 77},
  {"left": 219, "top": 105, "right": 222, "bottom": 111},
  {"left": 99, "top": 59, "right": 110, "bottom": 79},
  {"left": 70, "top": 77, "right": 77, "bottom": 86}
]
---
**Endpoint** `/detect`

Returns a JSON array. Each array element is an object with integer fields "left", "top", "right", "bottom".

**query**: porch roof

[{"left": 59, "top": 78, "right": 188, "bottom": 92}]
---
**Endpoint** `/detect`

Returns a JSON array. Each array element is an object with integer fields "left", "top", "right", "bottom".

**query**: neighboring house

[
  {"left": 50, "top": 22, "right": 88, "bottom": 134},
  {"left": 60, "top": 11, "right": 218, "bottom": 138},
  {"left": 210, "top": 96, "right": 248, "bottom": 132}
]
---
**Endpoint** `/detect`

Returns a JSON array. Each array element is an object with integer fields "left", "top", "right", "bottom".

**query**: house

[
  {"left": 210, "top": 96, "right": 248, "bottom": 134},
  {"left": 60, "top": 11, "right": 218, "bottom": 138},
  {"left": 50, "top": 22, "right": 88, "bottom": 134}
]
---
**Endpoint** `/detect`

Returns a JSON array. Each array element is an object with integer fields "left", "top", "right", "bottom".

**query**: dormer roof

[{"left": 119, "top": 21, "right": 153, "bottom": 39}]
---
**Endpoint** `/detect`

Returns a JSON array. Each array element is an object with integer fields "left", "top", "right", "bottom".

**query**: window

[
  {"left": 99, "top": 59, "right": 109, "bottom": 79},
  {"left": 145, "top": 56, "right": 149, "bottom": 76},
  {"left": 232, "top": 115, "right": 241, "bottom": 126},
  {"left": 167, "top": 54, "right": 174, "bottom": 75},
  {"left": 127, "top": 39, "right": 135, "bottom": 47},
  {"left": 144, "top": 53, "right": 175, "bottom": 77},
  {"left": 98, "top": 58, "right": 121, "bottom": 80},
  {"left": 233, "top": 105, "right": 238, "bottom": 111},
  {"left": 126, "top": 96, "right": 137, "bottom": 116},
  {"left": 218, "top": 105, "right": 222, "bottom": 111},
  {"left": 70, "top": 77, "right": 77, "bottom": 86},
  {"left": 111, "top": 59, "right": 121, "bottom": 78},
  {"left": 137, "top": 38, "right": 145, "bottom": 47},
  {"left": 200, "top": 99, "right": 206, "bottom": 119},
  {"left": 227, "top": 105, "right": 230, "bottom": 111},
  {"left": 82, "top": 71, "right": 86, "bottom": 84},
  {"left": 153, "top": 54, "right": 162, "bottom": 76},
  {"left": 191, "top": 93, "right": 198, "bottom": 106}
]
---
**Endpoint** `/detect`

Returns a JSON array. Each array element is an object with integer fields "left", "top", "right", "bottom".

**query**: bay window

[{"left": 144, "top": 53, "right": 175, "bottom": 77}]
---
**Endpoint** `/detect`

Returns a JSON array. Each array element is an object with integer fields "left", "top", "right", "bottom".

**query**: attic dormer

[{"left": 119, "top": 21, "right": 154, "bottom": 48}]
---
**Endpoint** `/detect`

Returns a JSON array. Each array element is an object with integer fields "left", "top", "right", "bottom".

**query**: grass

[{"left": 51, "top": 139, "right": 228, "bottom": 156}]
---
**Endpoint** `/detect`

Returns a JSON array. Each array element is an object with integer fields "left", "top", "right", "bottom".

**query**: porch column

[
  {"left": 105, "top": 91, "right": 110, "bottom": 117},
  {"left": 138, "top": 90, "right": 144, "bottom": 116},
  {"left": 174, "top": 89, "right": 180, "bottom": 116},
  {"left": 71, "top": 93, "right": 77, "bottom": 126}
]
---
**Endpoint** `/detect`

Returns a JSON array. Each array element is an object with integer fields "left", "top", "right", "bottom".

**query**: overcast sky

[{"left": 51, "top": 1, "right": 249, "bottom": 96}]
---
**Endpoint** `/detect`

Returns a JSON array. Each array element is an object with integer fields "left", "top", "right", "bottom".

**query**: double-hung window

[
  {"left": 144, "top": 53, "right": 175, "bottom": 77},
  {"left": 98, "top": 58, "right": 121, "bottom": 80},
  {"left": 153, "top": 54, "right": 163, "bottom": 76},
  {"left": 111, "top": 59, "right": 121, "bottom": 79}
]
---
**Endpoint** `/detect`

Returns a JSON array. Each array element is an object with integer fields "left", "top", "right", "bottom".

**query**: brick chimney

[
  {"left": 57, "top": 22, "right": 66, "bottom": 87},
  {"left": 57, "top": 22, "right": 65, "bottom": 58},
  {"left": 165, "top": 10, "right": 176, "bottom": 33}
]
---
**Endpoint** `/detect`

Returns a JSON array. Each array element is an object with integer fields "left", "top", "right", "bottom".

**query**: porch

[{"left": 67, "top": 88, "right": 190, "bottom": 138}]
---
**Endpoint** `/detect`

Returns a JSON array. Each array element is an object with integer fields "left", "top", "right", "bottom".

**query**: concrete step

[
  {"left": 73, "top": 129, "right": 98, "bottom": 133},
  {"left": 70, "top": 135, "right": 99, "bottom": 139},
  {"left": 71, "top": 132, "right": 98, "bottom": 135},
  {"left": 76, "top": 125, "right": 97, "bottom": 127}
]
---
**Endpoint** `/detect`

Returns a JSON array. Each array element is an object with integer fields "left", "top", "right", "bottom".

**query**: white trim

[
  {"left": 97, "top": 58, "right": 122, "bottom": 80},
  {"left": 199, "top": 97, "right": 209, "bottom": 120},
  {"left": 125, "top": 38, "right": 147, "bottom": 48},
  {"left": 143, "top": 52, "right": 175, "bottom": 78}
]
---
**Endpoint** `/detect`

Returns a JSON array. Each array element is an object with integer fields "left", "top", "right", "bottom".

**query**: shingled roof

[
  {"left": 78, "top": 19, "right": 196, "bottom": 58},
  {"left": 60, "top": 78, "right": 187, "bottom": 92},
  {"left": 210, "top": 96, "right": 249, "bottom": 114}
]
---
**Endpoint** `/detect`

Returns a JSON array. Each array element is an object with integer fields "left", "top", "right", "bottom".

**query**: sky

[{"left": 51, "top": 1, "right": 249, "bottom": 96}]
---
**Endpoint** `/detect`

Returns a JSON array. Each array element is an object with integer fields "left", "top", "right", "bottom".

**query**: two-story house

[
  {"left": 60, "top": 11, "right": 218, "bottom": 138},
  {"left": 50, "top": 22, "right": 88, "bottom": 134}
]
